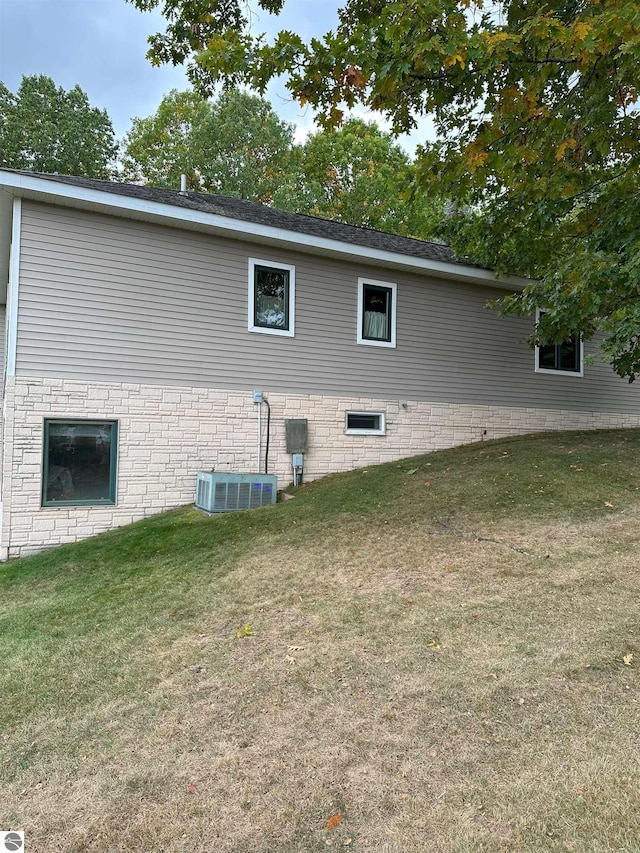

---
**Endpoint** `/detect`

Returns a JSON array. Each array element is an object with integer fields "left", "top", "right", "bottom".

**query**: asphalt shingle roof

[{"left": 8, "top": 170, "right": 464, "bottom": 266}]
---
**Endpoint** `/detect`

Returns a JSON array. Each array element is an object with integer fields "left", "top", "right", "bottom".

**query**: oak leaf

[
  {"left": 574, "top": 21, "right": 592, "bottom": 40},
  {"left": 444, "top": 52, "right": 465, "bottom": 69},
  {"left": 343, "top": 65, "right": 365, "bottom": 89},
  {"left": 556, "top": 137, "right": 577, "bottom": 160}
]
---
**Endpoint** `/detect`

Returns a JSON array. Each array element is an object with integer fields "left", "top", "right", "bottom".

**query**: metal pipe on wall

[
  {"left": 253, "top": 389, "right": 263, "bottom": 473},
  {"left": 257, "top": 400, "right": 261, "bottom": 473},
  {"left": 264, "top": 398, "right": 271, "bottom": 474}
]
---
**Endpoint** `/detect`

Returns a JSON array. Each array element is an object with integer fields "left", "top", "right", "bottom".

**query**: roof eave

[{"left": 0, "top": 170, "right": 529, "bottom": 291}]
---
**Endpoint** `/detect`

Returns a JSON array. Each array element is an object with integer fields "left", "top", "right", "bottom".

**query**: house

[{"left": 0, "top": 169, "right": 638, "bottom": 559}]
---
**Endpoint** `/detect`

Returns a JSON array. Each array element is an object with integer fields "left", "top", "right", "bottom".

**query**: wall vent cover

[{"left": 196, "top": 472, "right": 277, "bottom": 513}]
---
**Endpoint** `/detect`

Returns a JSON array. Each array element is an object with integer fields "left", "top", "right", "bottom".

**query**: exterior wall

[
  {"left": 4, "top": 199, "right": 640, "bottom": 558},
  {"left": 0, "top": 302, "right": 6, "bottom": 399},
  {"left": 3, "top": 374, "right": 640, "bottom": 559},
  {"left": 16, "top": 201, "right": 640, "bottom": 415},
  {"left": 0, "top": 302, "right": 6, "bottom": 507}
]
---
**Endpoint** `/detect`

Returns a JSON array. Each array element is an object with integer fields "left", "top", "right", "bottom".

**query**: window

[
  {"left": 535, "top": 309, "right": 583, "bottom": 376},
  {"left": 357, "top": 278, "right": 397, "bottom": 348},
  {"left": 42, "top": 420, "right": 118, "bottom": 507},
  {"left": 345, "top": 412, "right": 386, "bottom": 435},
  {"left": 248, "top": 258, "right": 295, "bottom": 337}
]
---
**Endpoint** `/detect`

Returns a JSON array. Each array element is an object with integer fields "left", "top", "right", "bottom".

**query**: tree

[
  {"left": 127, "top": 0, "right": 640, "bottom": 379},
  {"left": 122, "top": 88, "right": 295, "bottom": 202},
  {"left": 273, "top": 118, "right": 442, "bottom": 238},
  {"left": 0, "top": 75, "right": 118, "bottom": 178},
  {"left": 123, "top": 88, "right": 440, "bottom": 237}
]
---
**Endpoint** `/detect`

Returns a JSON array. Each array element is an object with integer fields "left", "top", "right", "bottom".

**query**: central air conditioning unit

[{"left": 195, "top": 472, "right": 277, "bottom": 513}]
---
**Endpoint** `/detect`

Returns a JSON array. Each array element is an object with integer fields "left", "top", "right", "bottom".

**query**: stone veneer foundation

[{"left": 2, "top": 375, "right": 640, "bottom": 559}]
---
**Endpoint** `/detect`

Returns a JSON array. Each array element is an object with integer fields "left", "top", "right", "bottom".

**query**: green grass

[{"left": 2, "top": 429, "right": 640, "bottom": 852}]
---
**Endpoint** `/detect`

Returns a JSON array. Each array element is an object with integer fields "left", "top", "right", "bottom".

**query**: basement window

[
  {"left": 249, "top": 258, "right": 295, "bottom": 337},
  {"left": 535, "top": 309, "right": 583, "bottom": 376},
  {"left": 42, "top": 419, "right": 118, "bottom": 507},
  {"left": 345, "top": 412, "right": 386, "bottom": 435}
]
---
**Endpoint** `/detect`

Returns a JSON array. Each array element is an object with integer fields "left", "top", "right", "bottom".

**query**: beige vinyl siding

[{"left": 15, "top": 201, "right": 640, "bottom": 414}]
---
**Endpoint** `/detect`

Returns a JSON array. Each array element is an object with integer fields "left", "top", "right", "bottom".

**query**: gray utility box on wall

[
  {"left": 196, "top": 472, "right": 277, "bottom": 513},
  {"left": 285, "top": 419, "right": 308, "bottom": 454}
]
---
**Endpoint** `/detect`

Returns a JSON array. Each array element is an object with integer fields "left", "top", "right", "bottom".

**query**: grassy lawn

[{"left": 2, "top": 429, "right": 640, "bottom": 852}]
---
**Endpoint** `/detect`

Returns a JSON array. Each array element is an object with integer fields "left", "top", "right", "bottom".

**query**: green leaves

[
  {"left": 123, "top": 93, "right": 442, "bottom": 238},
  {"left": 0, "top": 75, "right": 118, "bottom": 178},
  {"left": 121, "top": 89, "right": 296, "bottom": 203},
  {"left": 273, "top": 118, "right": 443, "bottom": 238}
]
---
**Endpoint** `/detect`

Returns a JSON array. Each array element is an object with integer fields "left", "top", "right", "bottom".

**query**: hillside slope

[{"left": 2, "top": 430, "right": 640, "bottom": 852}]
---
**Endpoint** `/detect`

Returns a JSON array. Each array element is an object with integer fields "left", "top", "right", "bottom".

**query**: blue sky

[{"left": 0, "top": 0, "right": 432, "bottom": 153}]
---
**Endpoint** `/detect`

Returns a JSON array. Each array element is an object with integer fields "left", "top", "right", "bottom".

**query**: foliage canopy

[
  {"left": 128, "top": 0, "right": 640, "bottom": 378},
  {"left": 0, "top": 75, "right": 118, "bottom": 179},
  {"left": 273, "top": 118, "right": 442, "bottom": 236},
  {"left": 123, "top": 88, "right": 295, "bottom": 202},
  {"left": 123, "top": 88, "right": 440, "bottom": 237}
]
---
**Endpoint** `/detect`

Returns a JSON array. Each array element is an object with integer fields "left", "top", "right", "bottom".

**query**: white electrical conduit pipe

[{"left": 257, "top": 400, "right": 261, "bottom": 473}]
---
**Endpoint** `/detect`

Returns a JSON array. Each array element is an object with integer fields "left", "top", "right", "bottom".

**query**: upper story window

[
  {"left": 248, "top": 258, "right": 295, "bottom": 337},
  {"left": 535, "top": 309, "right": 583, "bottom": 376},
  {"left": 357, "top": 278, "right": 397, "bottom": 348}
]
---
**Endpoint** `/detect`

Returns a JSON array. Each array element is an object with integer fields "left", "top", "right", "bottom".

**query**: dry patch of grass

[{"left": 2, "top": 430, "right": 640, "bottom": 851}]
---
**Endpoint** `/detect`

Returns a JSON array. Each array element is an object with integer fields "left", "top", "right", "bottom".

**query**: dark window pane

[
  {"left": 538, "top": 344, "right": 558, "bottom": 369},
  {"left": 538, "top": 340, "right": 580, "bottom": 372},
  {"left": 44, "top": 421, "right": 116, "bottom": 505},
  {"left": 558, "top": 337, "right": 580, "bottom": 372},
  {"left": 347, "top": 413, "right": 381, "bottom": 431},
  {"left": 537, "top": 311, "right": 581, "bottom": 373},
  {"left": 362, "top": 284, "right": 391, "bottom": 341},
  {"left": 254, "top": 266, "right": 289, "bottom": 329}
]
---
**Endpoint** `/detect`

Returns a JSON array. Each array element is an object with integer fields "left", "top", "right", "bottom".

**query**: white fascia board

[
  {"left": 0, "top": 171, "right": 529, "bottom": 290},
  {"left": 6, "top": 197, "right": 21, "bottom": 378}
]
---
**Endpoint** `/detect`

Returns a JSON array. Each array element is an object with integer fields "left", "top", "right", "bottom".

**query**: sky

[{"left": 0, "top": 0, "right": 432, "bottom": 154}]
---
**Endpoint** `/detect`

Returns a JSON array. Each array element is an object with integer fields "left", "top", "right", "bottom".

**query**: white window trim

[
  {"left": 345, "top": 411, "right": 386, "bottom": 436},
  {"left": 534, "top": 308, "right": 584, "bottom": 377},
  {"left": 357, "top": 277, "right": 397, "bottom": 348},
  {"left": 248, "top": 258, "right": 295, "bottom": 337}
]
